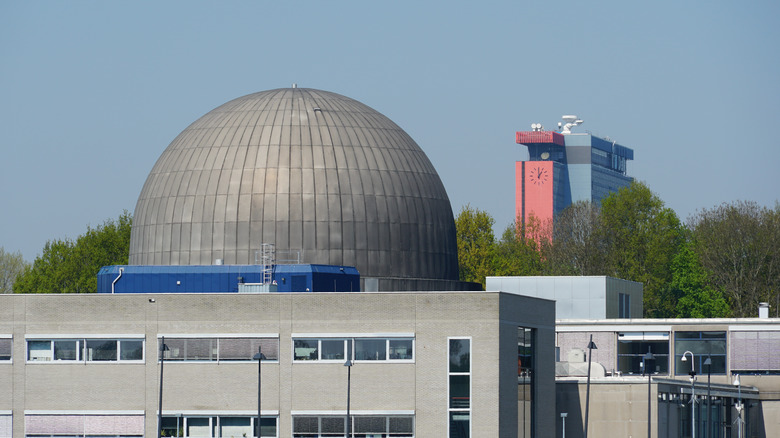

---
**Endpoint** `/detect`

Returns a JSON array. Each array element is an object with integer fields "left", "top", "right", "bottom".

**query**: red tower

[{"left": 514, "top": 130, "right": 565, "bottom": 227}]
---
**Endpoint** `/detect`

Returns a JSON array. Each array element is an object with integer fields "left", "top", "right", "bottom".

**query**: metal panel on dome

[{"left": 129, "top": 88, "right": 459, "bottom": 288}]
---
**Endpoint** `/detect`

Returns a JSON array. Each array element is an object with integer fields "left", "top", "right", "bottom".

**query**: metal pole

[
  {"left": 345, "top": 340, "right": 353, "bottom": 438},
  {"left": 682, "top": 351, "right": 696, "bottom": 438},
  {"left": 253, "top": 346, "right": 265, "bottom": 438},
  {"left": 647, "top": 367, "right": 652, "bottom": 438},
  {"left": 561, "top": 413, "right": 567, "bottom": 438},
  {"left": 643, "top": 347, "right": 655, "bottom": 438},
  {"left": 157, "top": 336, "right": 165, "bottom": 438},
  {"left": 257, "top": 346, "right": 263, "bottom": 438},
  {"left": 705, "top": 357, "right": 712, "bottom": 438},
  {"left": 735, "top": 375, "right": 742, "bottom": 438},
  {"left": 346, "top": 363, "right": 352, "bottom": 437},
  {"left": 691, "top": 377, "right": 696, "bottom": 438},
  {"left": 584, "top": 335, "right": 595, "bottom": 438}
]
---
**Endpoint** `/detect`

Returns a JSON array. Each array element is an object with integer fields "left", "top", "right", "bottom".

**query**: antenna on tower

[{"left": 560, "top": 115, "right": 583, "bottom": 134}]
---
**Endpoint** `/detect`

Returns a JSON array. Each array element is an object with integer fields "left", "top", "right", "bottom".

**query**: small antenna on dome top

[{"left": 292, "top": 83, "right": 297, "bottom": 88}]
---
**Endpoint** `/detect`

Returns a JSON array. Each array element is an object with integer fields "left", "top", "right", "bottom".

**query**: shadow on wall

[{"left": 556, "top": 381, "right": 584, "bottom": 438}]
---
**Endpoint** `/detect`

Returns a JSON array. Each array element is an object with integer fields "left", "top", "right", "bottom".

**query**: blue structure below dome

[{"left": 97, "top": 264, "right": 360, "bottom": 294}]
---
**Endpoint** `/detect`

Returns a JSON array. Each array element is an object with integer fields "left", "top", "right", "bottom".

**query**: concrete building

[
  {"left": 554, "top": 318, "right": 780, "bottom": 438},
  {"left": 0, "top": 291, "right": 555, "bottom": 438},
  {"left": 486, "top": 276, "right": 643, "bottom": 320},
  {"left": 514, "top": 118, "right": 634, "bottom": 226}
]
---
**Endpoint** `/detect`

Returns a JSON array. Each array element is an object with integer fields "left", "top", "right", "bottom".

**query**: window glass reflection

[
  {"left": 355, "top": 338, "right": 386, "bottom": 361},
  {"left": 449, "top": 339, "right": 470, "bottom": 373},
  {"left": 320, "top": 339, "right": 345, "bottom": 360},
  {"left": 86, "top": 340, "right": 117, "bottom": 361},
  {"left": 294, "top": 339, "right": 318, "bottom": 361},
  {"left": 54, "top": 340, "right": 78, "bottom": 361}
]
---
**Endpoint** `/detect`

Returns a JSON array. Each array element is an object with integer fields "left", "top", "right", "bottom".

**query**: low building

[
  {"left": 554, "top": 318, "right": 780, "bottom": 438},
  {"left": 0, "top": 291, "right": 555, "bottom": 438},
  {"left": 487, "top": 276, "right": 643, "bottom": 319}
]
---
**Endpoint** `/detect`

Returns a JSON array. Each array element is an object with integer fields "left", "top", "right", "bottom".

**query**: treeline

[
  {"left": 12, "top": 211, "right": 132, "bottom": 294},
  {"left": 457, "top": 182, "right": 779, "bottom": 318}
]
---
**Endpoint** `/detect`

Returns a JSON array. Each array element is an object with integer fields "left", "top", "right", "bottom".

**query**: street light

[
  {"left": 253, "top": 346, "right": 265, "bottom": 438},
  {"left": 733, "top": 374, "right": 743, "bottom": 438},
  {"left": 157, "top": 337, "right": 169, "bottom": 438},
  {"left": 704, "top": 356, "right": 712, "bottom": 438},
  {"left": 584, "top": 335, "right": 597, "bottom": 438},
  {"left": 642, "top": 347, "right": 655, "bottom": 438},
  {"left": 561, "top": 412, "right": 568, "bottom": 438},
  {"left": 681, "top": 350, "right": 696, "bottom": 438},
  {"left": 344, "top": 354, "right": 353, "bottom": 438}
]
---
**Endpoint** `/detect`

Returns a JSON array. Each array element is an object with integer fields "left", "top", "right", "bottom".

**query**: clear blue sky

[{"left": 2, "top": 1, "right": 779, "bottom": 262}]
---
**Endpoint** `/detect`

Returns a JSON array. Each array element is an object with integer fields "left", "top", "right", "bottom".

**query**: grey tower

[{"left": 129, "top": 87, "right": 462, "bottom": 290}]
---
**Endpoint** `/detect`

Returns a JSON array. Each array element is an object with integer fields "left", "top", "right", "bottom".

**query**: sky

[{"left": 1, "top": 1, "right": 779, "bottom": 262}]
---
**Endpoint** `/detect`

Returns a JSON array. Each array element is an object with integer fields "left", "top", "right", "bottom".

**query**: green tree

[
  {"left": 493, "top": 221, "right": 544, "bottom": 277},
  {"left": 689, "top": 201, "right": 780, "bottom": 318},
  {"left": 599, "top": 182, "right": 685, "bottom": 317},
  {"left": 0, "top": 247, "right": 30, "bottom": 294},
  {"left": 14, "top": 211, "right": 132, "bottom": 294},
  {"left": 669, "top": 239, "right": 730, "bottom": 318},
  {"left": 545, "top": 201, "right": 607, "bottom": 276},
  {"left": 455, "top": 205, "right": 497, "bottom": 289}
]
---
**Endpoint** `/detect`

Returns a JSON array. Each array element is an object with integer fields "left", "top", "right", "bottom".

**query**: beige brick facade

[{"left": 0, "top": 291, "right": 555, "bottom": 437}]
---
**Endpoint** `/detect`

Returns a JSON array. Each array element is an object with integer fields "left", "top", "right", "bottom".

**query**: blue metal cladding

[{"left": 97, "top": 264, "right": 360, "bottom": 294}]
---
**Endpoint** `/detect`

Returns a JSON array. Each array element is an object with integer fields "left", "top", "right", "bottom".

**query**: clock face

[{"left": 529, "top": 166, "right": 549, "bottom": 185}]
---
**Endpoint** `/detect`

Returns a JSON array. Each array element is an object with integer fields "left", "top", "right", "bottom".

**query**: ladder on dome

[{"left": 258, "top": 244, "right": 275, "bottom": 286}]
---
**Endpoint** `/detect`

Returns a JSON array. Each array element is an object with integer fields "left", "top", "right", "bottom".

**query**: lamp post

[
  {"left": 642, "top": 347, "right": 655, "bottom": 438},
  {"left": 561, "top": 412, "right": 568, "bottom": 438},
  {"left": 157, "top": 337, "right": 169, "bottom": 438},
  {"left": 733, "top": 374, "right": 743, "bottom": 438},
  {"left": 703, "top": 357, "right": 712, "bottom": 438},
  {"left": 253, "top": 346, "right": 265, "bottom": 438},
  {"left": 681, "top": 350, "right": 696, "bottom": 438},
  {"left": 345, "top": 355, "right": 353, "bottom": 438},
  {"left": 584, "top": 335, "right": 597, "bottom": 438}
]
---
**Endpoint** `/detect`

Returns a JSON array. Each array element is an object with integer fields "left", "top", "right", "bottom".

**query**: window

[
  {"left": 292, "top": 415, "right": 413, "bottom": 437},
  {"left": 292, "top": 337, "right": 414, "bottom": 362},
  {"left": 618, "top": 293, "right": 630, "bottom": 318},
  {"left": 26, "top": 338, "right": 145, "bottom": 363},
  {"left": 518, "top": 327, "right": 535, "bottom": 438},
  {"left": 730, "top": 330, "right": 780, "bottom": 375},
  {"left": 161, "top": 337, "right": 279, "bottom": 362},
  {"left": 25, "top": 414, "right": 144, "bottom": 437},
  {"left": 0, "top": 413, "right": 10, "bottom": 438},
  {"left": 161, "top": 415, "right": 277, "bottom": 437},
  {"left": 448, "top": 338, "right": 470, "bottom": 438},
  {"left": 674, "top": 331, "right": 727, "bottom": 375},
  {"left": 0, "top": 337, "right": 12, "bottom": 361},
  {"left": 617, "top": 332, "right": 669, "bottom": 375}
]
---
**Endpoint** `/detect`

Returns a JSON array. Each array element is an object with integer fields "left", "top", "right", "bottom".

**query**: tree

[
  {"left": 455, "top": 205, "right": 497, "bottom": 289},
  {"left": 689, "top": 201, "right": 780, "bottom": 318},
  {"left": 599, "top": 182, "right": 685, "bottom": 317},
  {"left": 0, "top": 247, "right": 29, "bottom": 294},
  {"left": 493, "top": 221, "right": 544, "bottom": 277},
  {"left": 545, "top": 201, "right": 607, "bottom": 276},
  {"left": 14, "top": 211, "right": 132, "bottom": 294},
  {"left": 668, "top": 239, "right": 730, "bottom": 318}
]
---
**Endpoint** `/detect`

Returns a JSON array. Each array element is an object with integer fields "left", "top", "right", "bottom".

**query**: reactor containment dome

[{"left": 129, "top": 87, "right": 461, "bottom": 290}]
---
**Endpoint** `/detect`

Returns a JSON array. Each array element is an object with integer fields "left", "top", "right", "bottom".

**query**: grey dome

[{"left": 129, "top": 87, "right": 459, "bottom": 284}]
